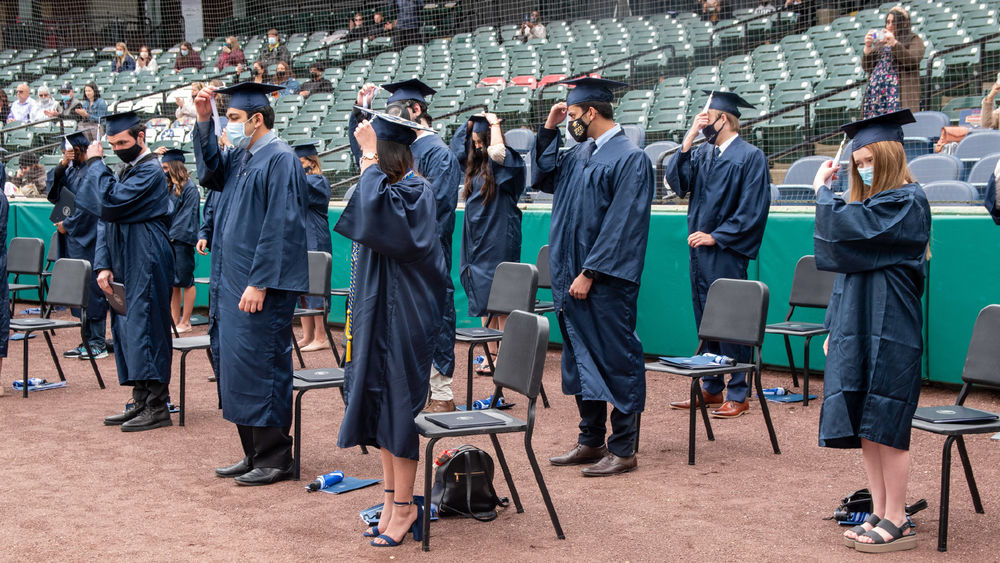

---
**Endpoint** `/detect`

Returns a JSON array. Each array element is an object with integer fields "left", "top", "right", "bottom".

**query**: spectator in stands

[
  {"left": 345, "top": 12, "right": 367, "bottom": 42},
  {"left": 272, "top": 61, "right": 299, "bottom": 98},
  {"left": 368, "top": 9, "right": 391, "bottom": 40},
  {"left": 699, "top": 0, "right": 722, "bottom": 23},
  {"left": 861, "top": 7, "right": 924, "bottom": 117},
  {"left": 7, "top": 83, "right": 41, "bottom": 123},
  {"left": 515, "top": 10, "right": 547, "bottom": 42},
  {"left": 215, "top": 36, "right": 245, "bottom": 70},
  {"left": 76, "top": 82, "right": 108, "bottom": 128},
  {"left": 394, "top": 0, "right": 422, "bottom": 49},
  {"left": 175, "top": 82, "right": 204, "bottom": 121},
  {"left": 10, "top": 152, "right": 45, "bottom": 197},
  {"left": 113, "top": 42, "right": 135, "bottom": 73},
  {"left": 250, "top": 61, "right": 270, "bottom": 84},
  {"left": 175, "top": 41, "right": 203, "bottom": 71},
  {"left": 36, "top": 86, "right": 57, "bottom": 114},
  {"left": 299, "top": 64, "right": 333, "bottom": 98},
  {"left": 0, "top": 91, "right": 10, "bottom": 124},
  {"left": 784, "top": 0, "right": 815, "bottom": 32},
  {"left": 753, "top": 1, "right": 776, "bottom": 14},
  {"left": 257, "top": 29, "right": 291, "bottom": 69},
  {"left": 982, "top": 78, "right": 999, "bottom": 129},
  {"left": 44, "top": 84, "right": 83, "bottom": 121},
  {"left": 135, "top": 45, "right": 158, "bottom": 73}
]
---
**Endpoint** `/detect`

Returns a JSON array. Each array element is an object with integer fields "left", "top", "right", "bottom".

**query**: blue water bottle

[
  {"left": 306, "top": 470, "right": 345, "bottom": 492},
  {"left": 763, "top": 387, "right": 788, "bottom": 396},
  {"left": 471, "top": 396, "right": 493, "bottom": 410}
]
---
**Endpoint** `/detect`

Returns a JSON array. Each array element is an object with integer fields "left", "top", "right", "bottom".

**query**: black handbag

[
  {"left": 831, "top": 488, "right": 928, "bottom": 521},
  {"left": 430, "top": 445, "right": 509, "bottom": 522}
]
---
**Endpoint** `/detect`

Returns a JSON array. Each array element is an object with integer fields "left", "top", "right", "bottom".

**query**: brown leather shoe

[
  {"left": 711, "top": 400, "right": 750, "bottom": 418},
  {"left": 669, "top": 389, "right": 724, "bottom": 410},
  {"left": 549, "top": 443, "right": 608, "bottom": 466},
  {"left": 581, "top": 453, "right": 638, "bottom": 477},
  {"left": 424, "top": 399, "right": 456, "bottom": 413}
]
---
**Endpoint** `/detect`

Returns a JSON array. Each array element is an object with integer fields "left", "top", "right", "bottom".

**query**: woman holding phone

[{"left": 861, "top": 7, "right": 925, "bottom": 117}]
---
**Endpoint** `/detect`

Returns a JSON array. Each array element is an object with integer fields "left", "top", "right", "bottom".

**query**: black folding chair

[
  {"left": 291, "top": 366, "right": 368, "bottom": 480},
  {"left": 171, "top": 333, "right": 213, "bottom": 426},
  {"left": 533, "top": 245, "right": 554, "bottom": 314},
  {"left": 40, "top": 232, "right": 59, "bottom": 317},
  {"left": 7, "top": 237, "right": 45, "bottom": 316},
  {"left": 9, "top": 259, "right": 105, "bottom": 398},
  {"left": 455, "top": 261, "right": 537, "bottom": 411},
  {"left": 416, "top": 310, "right": 565, "bottom": 551},
  {"left": 911, "top": 304, "right": 1000, "bottom": 552},
  {"left": 764, "top": 255, "right": 836, "bottom": 406},
  {"left": 291, "top": 251, "right": 342, "bottom": 369},
  {"left": 645, "top": 279, "right": 779, "bottom": 465}
]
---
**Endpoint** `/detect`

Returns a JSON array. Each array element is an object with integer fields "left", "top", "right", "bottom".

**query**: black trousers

[
  {"left": 131, "top": 380, "right": 169, "bottom": 409},
  {"left": 575, "top": 395, "right": 638, "bottom": 458},
  {"left": 237, "top": 424, "right": 292, "bottom": 469}
]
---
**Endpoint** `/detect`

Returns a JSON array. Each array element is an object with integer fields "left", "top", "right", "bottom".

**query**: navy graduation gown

[
  {"left": 197, "top": 171, "right": 222, "bottom": 386},
  {"left": 193, "top": 123, "right": 309, "bottom": 427},
  {"left": 665, "top": 137, "right": 771, "bottom": 400},
  {"left": 335, "top": 166, "right": 447, "bottom": 460},
  {"left": 534, "top": 127, "right": 653, "bottom": 414},
  {"left": 76, "top": 154, "right": 173, "bottom": 385},
  {"left": 168, "top": 178, "right": 201, "bottom": 246},
  {"left": 984, "top": 172, "right": 1000, "bottom": 225},
  {"left": 304, "top": 173, "right": 333, "bottom": 309},
  {"left": 450, "top": 125, "right": 526, "bottom": 317},
  {"left": 814, "top": 184, "right": 930, "bottom": 451}
]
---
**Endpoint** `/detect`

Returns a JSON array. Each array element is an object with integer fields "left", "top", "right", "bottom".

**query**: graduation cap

[
  {"left": 701, "top": 90, "right": 756, "bottom": 118},
  {"left": 840, "top": 109, "right": 916, "bottom": 150},
  {"left": 382, "top": 78, "right": 437, "bottom": 104},
  {"left": 103, "top": 111, "right": 141, "bottom": 136},
  {"left": 160, "top": 149, "right": 187, "bottom": 163},
  {"left": 63, "top": 131, "right": 90, "bottom": 149},
  {"left": 560, "top": 77, "right": 628, "bottom": 106},
  {"left": 214, "top": 82, "right": 284, "bottom": 111},
  {"left": 468, "top": 115, "right": 492, "bottom": 135},
  {"left": 354, "top": 106, "right": 434, "bottom": 145},
  {"left": 293, "top": 143, "right": 319, "bottom": 158}
]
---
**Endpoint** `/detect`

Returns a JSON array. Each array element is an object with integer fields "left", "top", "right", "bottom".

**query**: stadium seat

[
  {"left": 922, "top": 181, "right": 979, "bottom": 205},
  {"left": 966, "top": 153, "right": 1000, "bottom": 191},
  {"left": 909, "top": 154, "right": 963, "bottom": 184},
  {"left": 783, "top": 156, "right": 831, "bottom": 186}
]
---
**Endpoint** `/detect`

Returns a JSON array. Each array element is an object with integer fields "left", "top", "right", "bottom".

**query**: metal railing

[
  {"left": 0, "top": 116, "right": 67, "bottom": 149},
  {"left": 920, "top": 31, "right": 1000, "bottom": 111}
]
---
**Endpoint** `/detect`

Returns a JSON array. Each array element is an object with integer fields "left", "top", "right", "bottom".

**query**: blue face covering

[
  {"left": 116, "top": 50, "right": 123, "bottom": 57},
  {"left": 180, "top": 49, "right": 188, "bottom": 56},
  {"left": 857, "top": 166, "right": 874, "bottom": 186},
  {"left": 267, "top": 37, "right": 277, "bottom": 46},
  {"left": 61, "top": 94, "right": 70, "bottom": 102},
  {"left": 226, "top": 118, "right": 257, "bottom": 150}
]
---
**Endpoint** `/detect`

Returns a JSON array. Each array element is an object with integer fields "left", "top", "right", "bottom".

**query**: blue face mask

[
  {"left": 180, "top": 49, "right": 188, "bottom": 56},
  {"left": 857, "top": 166, "right": 874, "bottom": 186},
  {"left": 116, "top": 50, "right": 123, "bottom": 57},
  {"left": 268, "top": 37, "right": 277, "bottom": 46},
  {"left": 226, "top": 117, "right": 258, "bottom": 150},
  {"left": 61, "top": 94, "right": 70, "bottom": 102}
]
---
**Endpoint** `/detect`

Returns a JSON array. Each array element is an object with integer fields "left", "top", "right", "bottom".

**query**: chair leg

[
  {"left": 294, "top": 388, "right": 307, "bottom": 481},
  {"left": 782, "top": 335, "right": 799, "bottom": 388},
  {"left": 81, "top": 338, "right": 106, "bottom": 390},
  {"left": 292, "top": 334, "right": 306, "bottom": 369},
  {"left": 323, "top": 321, "right": 342, "bottom": 367},
  {"left": 523, "top": 431, "right": 566, "bottom": 540},
  {"left": 634, "top": 412, "right": 641, "bottom": 454},
  {"left": 695, "top": 378, "right": 714, "bottom": 441},
  {"left": 179, "top": 350, "right": 188, "bottom": 427},
  {"left": 21, "top": 333, "right": 29, "bottom": 398},
  {"left": 465, "top": 344, "right": 476, "bottom": 411},
  {"left": 41, "top": 331, "right": 66, "bottom": 382},
  {"left": 755, "top": 366, "right": 781, "bottom": 455},
  {"left": 489, "top": 434, "right": 523, "bottom": 512},
  {"left": 955, "top": 436, "right": 984, "bottom": 513},
  {"left": 422, "top": 437, "right": 439, "bottom": 552},
  {"left": 802, "top": 336, "right": 812, "bottom": 407},
  {"left": 688, "top": 378, "right": 698, "bottom": 465},
  {"left": 938, "top": 435, "right": 956, "bottom": 552},
  {"left": 539, "top": 382, "right": 550, "bottom": 408}
]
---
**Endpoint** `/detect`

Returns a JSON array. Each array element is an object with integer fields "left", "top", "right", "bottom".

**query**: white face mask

[
  {"left": 857, "top": 165, "right": 874, "bottom": 186},
  {"left": 226, "top": 117, "right": 258, "bottom": 149}
]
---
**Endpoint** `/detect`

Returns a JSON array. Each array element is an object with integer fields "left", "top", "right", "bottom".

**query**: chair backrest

[
  {"left": 621, "top": 124, "right": 646, "bottom": 149},
  {"left": 909, "top": 153, "right": 961, "bottom": 184},
  {"left": 961, "top": 305, "right": 1000, "bottom": 389},
  {"left": 788, "top": 255, "right": 837, "bottom": 308},
  {"left": 46, "top": 258, "right": 91, "bottom": 308},
  {"left": 783, "top": 156, "right": 831, "bottom": 185},
  {"left": 644, "top": 141, "right": 678, "bottom": 166},
  {"left": 7, "top": 237, "right": 45, "bottom": 275},
  {"left": 306, "top": 251, "right": 332, "bottom": 299},
  {"left": 698, "top": 279, "right": 769, "bottom": 347},
  {"left": 967, "top": 153, "right": 1000, "bottom": 185},
  {"left": 922, "top": 181, "right": 977, "bottom": 205},
  {"left": 954, "top": 131, "right": 1000, "bottom": 160},
  {"left": 493, "top": 310, "right": 549, "bottom": 400},
  {"left": 535, "top": 245, "right": 551, "bottom": 290},
  {"left": 486, "top": 262, "right": 538, "bottom": 315},
  {"left": 505, "top": 128, "right": 534, "bottom": 154},
  {"left": 46, "top": 231, "right": 59, "bottom": 265},
  {"left": 902, "top": 111, "right": 949, "bottom": 139}
]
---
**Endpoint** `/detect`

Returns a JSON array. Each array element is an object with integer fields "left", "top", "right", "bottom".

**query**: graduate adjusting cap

[
  {"left": 701, "top": 90, "right": 756, "bottom": 118},
  {"left": 355, "top": 106, "right": 433, "bottom": 145},
  {"left": 63, "top": 131, "right": 90, "bottom": 148},
  {"left": 160, "top": 149, "right": 187, "bottom": 163},
  {"left": 214, "top": 82, "right": 284, "bottom": 111},
  {"left": 840, "top": 109, "right": 916, "bottom": 150},
  {"left": 103, "top": 111, "right": 141, "bottom": 136},
  {"left": 382, "top": 78, "right": 436, "bottom": 104},
  {"left": 560, "top": 77, "right": 627, "bottom": 106},
  {"left": 293, "top": 143, "right": 319, "bottom": 158},
  {"left": 467, "top": 114, "right": 493, "bottom": 135}
]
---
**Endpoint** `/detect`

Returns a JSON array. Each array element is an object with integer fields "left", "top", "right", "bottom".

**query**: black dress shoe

[
  {"left": 549, "top": 443, "right": 608, "bottom": 466},
  {"left": 121, "top": 406, "right": 172, "bottom": 432},
  {"left": 216, "top": 458, "right": 253, "bottom": 478},
  {"left": 234, "top": 464, "right": 294, "bottom": 486},
  {"left": 104, "top": 404, "right": 145, "bottom": 426}
]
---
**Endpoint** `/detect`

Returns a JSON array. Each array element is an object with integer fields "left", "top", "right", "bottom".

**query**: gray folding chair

[
  {"left": 533, "top": 245, "right": 554, "bottom": 314},
  {"left": 455, "top": 262, "right": 537, "bottom": 411},
  {"left": 291, "top": 251, "right": 342, "bottom": 368},
  {"left": 7, "top": 237, "right": 45, "bottom": 316},
  {"left": 291, "top": 366, "right": 368, "bottom": 481},
  {"left": 765, "top": 255, "right": 837, "bottom": 406},
  {"left": 416, "top": 310, "right": 565, "bottom": 551},
  {"left": 646, "top": 279, "right": 779, "bottom": 465},
  {"left": 911, "top": 304, "right": 1000, "bottom": 552},
  {"left": 9, "top": 259, "right": 105, "bottom": 398},
  {"left": 171, "top": 333, "right": 213, "bottom": 426}
]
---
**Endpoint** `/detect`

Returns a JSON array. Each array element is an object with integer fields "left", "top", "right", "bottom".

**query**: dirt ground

[{"left": 2, "top": 309, "right": 999, "bottom": 562}]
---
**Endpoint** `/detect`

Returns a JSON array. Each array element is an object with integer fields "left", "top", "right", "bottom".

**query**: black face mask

[
  {"left": 114, "top": 141, "right": 142, "bottom": 163},
  {"left": 276, "top": 71, "right": 288, "bottom": 79},
  {"left": 567, "top": 113, "right": 591, "bottom": 143},
  {"left": 701, "top": 116, "right": 724, "bottom": 145}
]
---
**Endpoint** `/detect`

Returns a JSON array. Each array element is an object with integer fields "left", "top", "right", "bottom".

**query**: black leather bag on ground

[
  {"left": 831, "top": 488, "right": 928, "bottom": 521},
  {"left": 430, "top": 444, "right": 509, "bottom": 521}
]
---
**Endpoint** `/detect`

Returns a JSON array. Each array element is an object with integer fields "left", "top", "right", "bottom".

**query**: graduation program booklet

[
  {"left": 108, "top": 282, "right": 126, "bottom": 315},
  {"left": 49, "top": 187, "right": 76, "bottom": 223}
]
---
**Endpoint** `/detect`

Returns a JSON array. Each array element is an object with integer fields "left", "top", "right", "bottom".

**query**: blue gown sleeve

[
  {"left": 192, "top": 121, "right": 236, "bottom": 192},
  {"left": 450, "top": 121, "right": 470, "bottom": 169},
  {"left": 333, "top": 166, "right": 438, "bottom": 262},
  {"left": 46, "top": 164, "right": 67, "bottom": 204},
  {"left": 492, "top": 144, "right": 526, "bottom": 196},
  {"left": 169, "top": 180, "right": 200, "bottom": 245},
  {"left": 984, "top": 173, "right": 1000, "bottom": 225},
  {"left": 246, "top": 151, "right": 309, "bottom": 289},
  {"left": 709, "top": 150, "right": 771, "bottom": 258},
  {"left": 94, "top": 220, "right": 109, "bottom": 271},
  {"left": 533, "top": 126, "right": 562, "bottom": 194},
  {"left": 581, "top": 150, "right": 654, "bottom": 284},
  {"left": 664, "top": 146, "right": 698, "bottom": 198},
  {"left": 425, "top": 144, "right": 462, "bottom": 238},
  {"left": 347, "top": 111, "right": 362, "bottom": 166},
  {"left": 76, "top": 160, "right": 169, "bottom": 223},
  {"left": 198, "top": 190, "right": 215, "bottom": 244},
  {"left": 307, "top": 173, "right": 332, "bottom": 211},
  {"left": 814, "top": 185, "right": 931, "bottom": 273}
]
